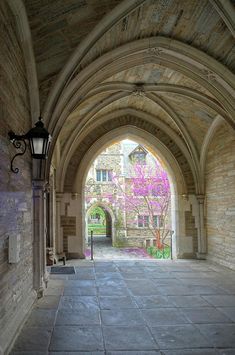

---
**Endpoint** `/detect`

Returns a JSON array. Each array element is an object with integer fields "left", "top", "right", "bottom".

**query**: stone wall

[
  {"left": 95, "top": 143, "right": 122, "bottom": 175},
  {"left": 206, "top": 123, "right": 235, "bottom": 270},
  {"left": 185, "top": 208, "right": 198, "bottom": 256},
  {"left": 0, "top": 2, "right": 36, "bottom": 353},
  {"left": 60, "top": 193, "right": 84, "bottom": 259}
]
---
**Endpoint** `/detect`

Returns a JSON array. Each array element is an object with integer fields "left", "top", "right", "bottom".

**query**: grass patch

[
  {"left": 88, "top": 224, "right": 106, "bottom": 235},
  {"left": 147, "top": 245, "right": 171, "bottom": 259}
]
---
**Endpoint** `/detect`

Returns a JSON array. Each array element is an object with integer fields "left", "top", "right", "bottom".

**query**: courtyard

[{"left": 11, "top": 258, "right": 235, "bottom": 354}]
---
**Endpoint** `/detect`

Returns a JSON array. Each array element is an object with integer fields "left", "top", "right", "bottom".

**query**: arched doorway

[
  {"left": 85, "top": 203, "right": 114, "bottom": 241},
  {"left": 70, "top": 127, "right": 188, "bottom": 259},
  {"left": 85, "top": 203, "right": 115, "bottom": 258}
]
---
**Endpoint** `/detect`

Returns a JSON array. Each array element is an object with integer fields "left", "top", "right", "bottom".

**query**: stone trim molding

[
  {"left": 8, "top": 0, "right": 40, "bottom": 123},
  {"left": 43, "top": 0, "right": 147, "bottom": 122},
  {"left": 87, "top": 82, "right": 230, "bottom": 123},
  {"left": 209, "top": 0, "right": 235, "bottom": 37},
  {"left": 32, "top": 180, "right": 47, "bottom": 295},
  {"left": 147, "top": 92, "right": 200, "bottom": 186},
  {"left": 199, "top": 116, "right": 224, "bottom": 193}
]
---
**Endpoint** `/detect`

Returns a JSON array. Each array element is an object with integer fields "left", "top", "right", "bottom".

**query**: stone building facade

[{"left": 85, "top": 141, "right": 171, "bottom": 247}]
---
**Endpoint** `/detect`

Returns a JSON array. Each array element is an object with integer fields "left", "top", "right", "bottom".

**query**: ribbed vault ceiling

[{"left": 23, "top": 0, "right": 235, "bottom": 192}]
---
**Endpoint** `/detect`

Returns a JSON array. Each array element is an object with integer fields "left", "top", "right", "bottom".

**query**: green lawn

[{"left": 88, "top": 224, "right": 106, "bottom": 235}]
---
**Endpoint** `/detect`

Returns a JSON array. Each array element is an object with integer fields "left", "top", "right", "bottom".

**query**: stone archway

[
  {"left": 69, "top": 126, "right": 190, "bottom": 260},
  {"left": 85, "top": 202, "right": 116, "bottom": 247}
]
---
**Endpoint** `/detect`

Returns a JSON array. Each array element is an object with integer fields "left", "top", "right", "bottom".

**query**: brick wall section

[
  {"left": 0, "top": 2, "right": 35, "bottom": 353},
  {"left": 206, "top": 123, "right": 235, "bottom": 270}
]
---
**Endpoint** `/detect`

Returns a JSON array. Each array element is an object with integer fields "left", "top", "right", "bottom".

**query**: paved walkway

[
  {"left": 10, "top": 259, "right": 235, "bottom": 354},
  {"left": 85, "top": 235, "right": 152, "bottom": 259}
]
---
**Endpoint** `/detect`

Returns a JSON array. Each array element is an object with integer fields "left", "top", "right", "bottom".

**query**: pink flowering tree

[
  {"left": 85, "top": 159, "right": 171, "bottom": 249},
  {"left": 111, "top": 160, "right": 171, "bottom": 249}
]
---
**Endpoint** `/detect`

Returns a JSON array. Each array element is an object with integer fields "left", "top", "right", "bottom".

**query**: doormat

[{"left": 50, "top": 266, "right": 75, "bottom": 274}]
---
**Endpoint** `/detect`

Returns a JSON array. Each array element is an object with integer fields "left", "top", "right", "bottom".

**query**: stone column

[
  {"left": 196, "top": 194, "right": 207, "bottom": 259},
  {"left": 56, "top": 192, "right": 63, "bottom": 254},
  {"left": 32, "top": 180, "right": 47, "bottom": 297}
]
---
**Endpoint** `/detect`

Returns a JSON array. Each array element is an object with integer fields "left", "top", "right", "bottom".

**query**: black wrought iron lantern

[{"left": 8, "top": 117, "right": 51, "bottom": 173}]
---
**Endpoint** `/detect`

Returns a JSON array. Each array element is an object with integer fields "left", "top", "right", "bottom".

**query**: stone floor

[{"left": 10, "top": 257, "right": 235, "bottom": 355}]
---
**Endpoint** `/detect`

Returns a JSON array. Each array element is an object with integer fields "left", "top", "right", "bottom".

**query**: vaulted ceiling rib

[{"left": 22, "top": 0, "right": 235, "bottom": 195}]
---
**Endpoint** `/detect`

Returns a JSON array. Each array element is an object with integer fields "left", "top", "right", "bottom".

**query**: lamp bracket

[
  {"left": 8, "top": 116, "right": 51, "bottom": 175},
  {"left": 9, "top": 136, "right": 27, "bottom": 174}
]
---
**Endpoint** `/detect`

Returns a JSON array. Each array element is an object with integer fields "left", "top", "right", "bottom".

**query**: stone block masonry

[
  {"left": 206, "top": 123, "right": 235, "bottom": 270},
  {"left": 0, "top": 1, "right": 36, "bottom": 353}
]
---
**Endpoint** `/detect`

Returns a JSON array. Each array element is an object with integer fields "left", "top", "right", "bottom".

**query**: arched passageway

[
  {"left": 85, "top": 203, "right": 114, "bottom": 259},
  {"left": 56, "top": 127, "right": 195, "bottom": 261},
  {"left": 1, "top": 1, "right": 235, "bottom": 353},
  {"left": 86, "top": 205, "right": 113, "bottom": 240}
]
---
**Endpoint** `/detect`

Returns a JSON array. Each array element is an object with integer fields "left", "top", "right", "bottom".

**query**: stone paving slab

[
  {"left": 24, "top": 309, "right": 57, "bottom": 328},
  {"left": 181, "top": 307, "right": 232, "bottom": 323},
  {"left": 134, "top": 295, "right": 173, "bottom": 308},
  {"left": 49, "top": 352, "right": 105, "bottom": 355},
  {"left": 150, "top": 324, "right": 211, "bottom": 349},
  {"left": 56, "top": 309, "right": 101, "bottom": 325},
  {"left": 49, "top": 351, "right": 105, "bottom": 355},
  {"left": 217, "top": 307, "right": 235, "bottom": 322},
  {"left": 195, "top": 324, "right": 235, "bottom": 348},
  {"left": 106, "top": 352, "right": 160, "bottom": 355},
  {"left": 36, "top": 295, "right": 61, "bottom": 309},
  {"left": 59, "top": 296, "right": 99, "bottom": 310},
  {"left": 127, "top": 284, "right": 162, "bottom": 296},
  {"left": 202, "top": 295, "right": 235, "bottom": 307},
  {"left": 12, "top": 352, "right": 48, "bottom": 355},
  {"left": 67, "top": 273, "right": 96, "bottom": 280},
  {"left": 63, "top": 285, "right": 97, "bottom": 296},
  {"left": 10, "top": 259, "right": 235, "bottom": 354},
  {"left": 168, "top": 295, "right": 211, "bottom": 307},
  {"left": 103, "top": 326, "right": 158, "bottom": 350},
  {"left": 97, "top": 286, "right": 130, "bottom": 296},
  {"left": 96, "top": 279, "right": 126, "bottom": 287},
  {"left": 101, "top": 309, "right": 144, "bottom": 326},
  {"left": 161, "top": 350, "right": 218, "bottom": 355},
  {"left": 12, "top": 328, "right": 52, "bottom": 351},
  {"left": 142, "top": 308, "right": 189, "bottom": 326},
  {"left": 49, "top": 326, "right": 104, "bottom": 351},
  {"left": 99, "top": 296, "right": 138, "bottom": 309},
  {"left": 64, "top": 279, "right": 96, "bottom": 287}
]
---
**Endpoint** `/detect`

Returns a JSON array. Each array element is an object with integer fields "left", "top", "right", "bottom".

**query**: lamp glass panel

[{"left": 32, "top": 138, "right": 44, "bottom": 155}]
